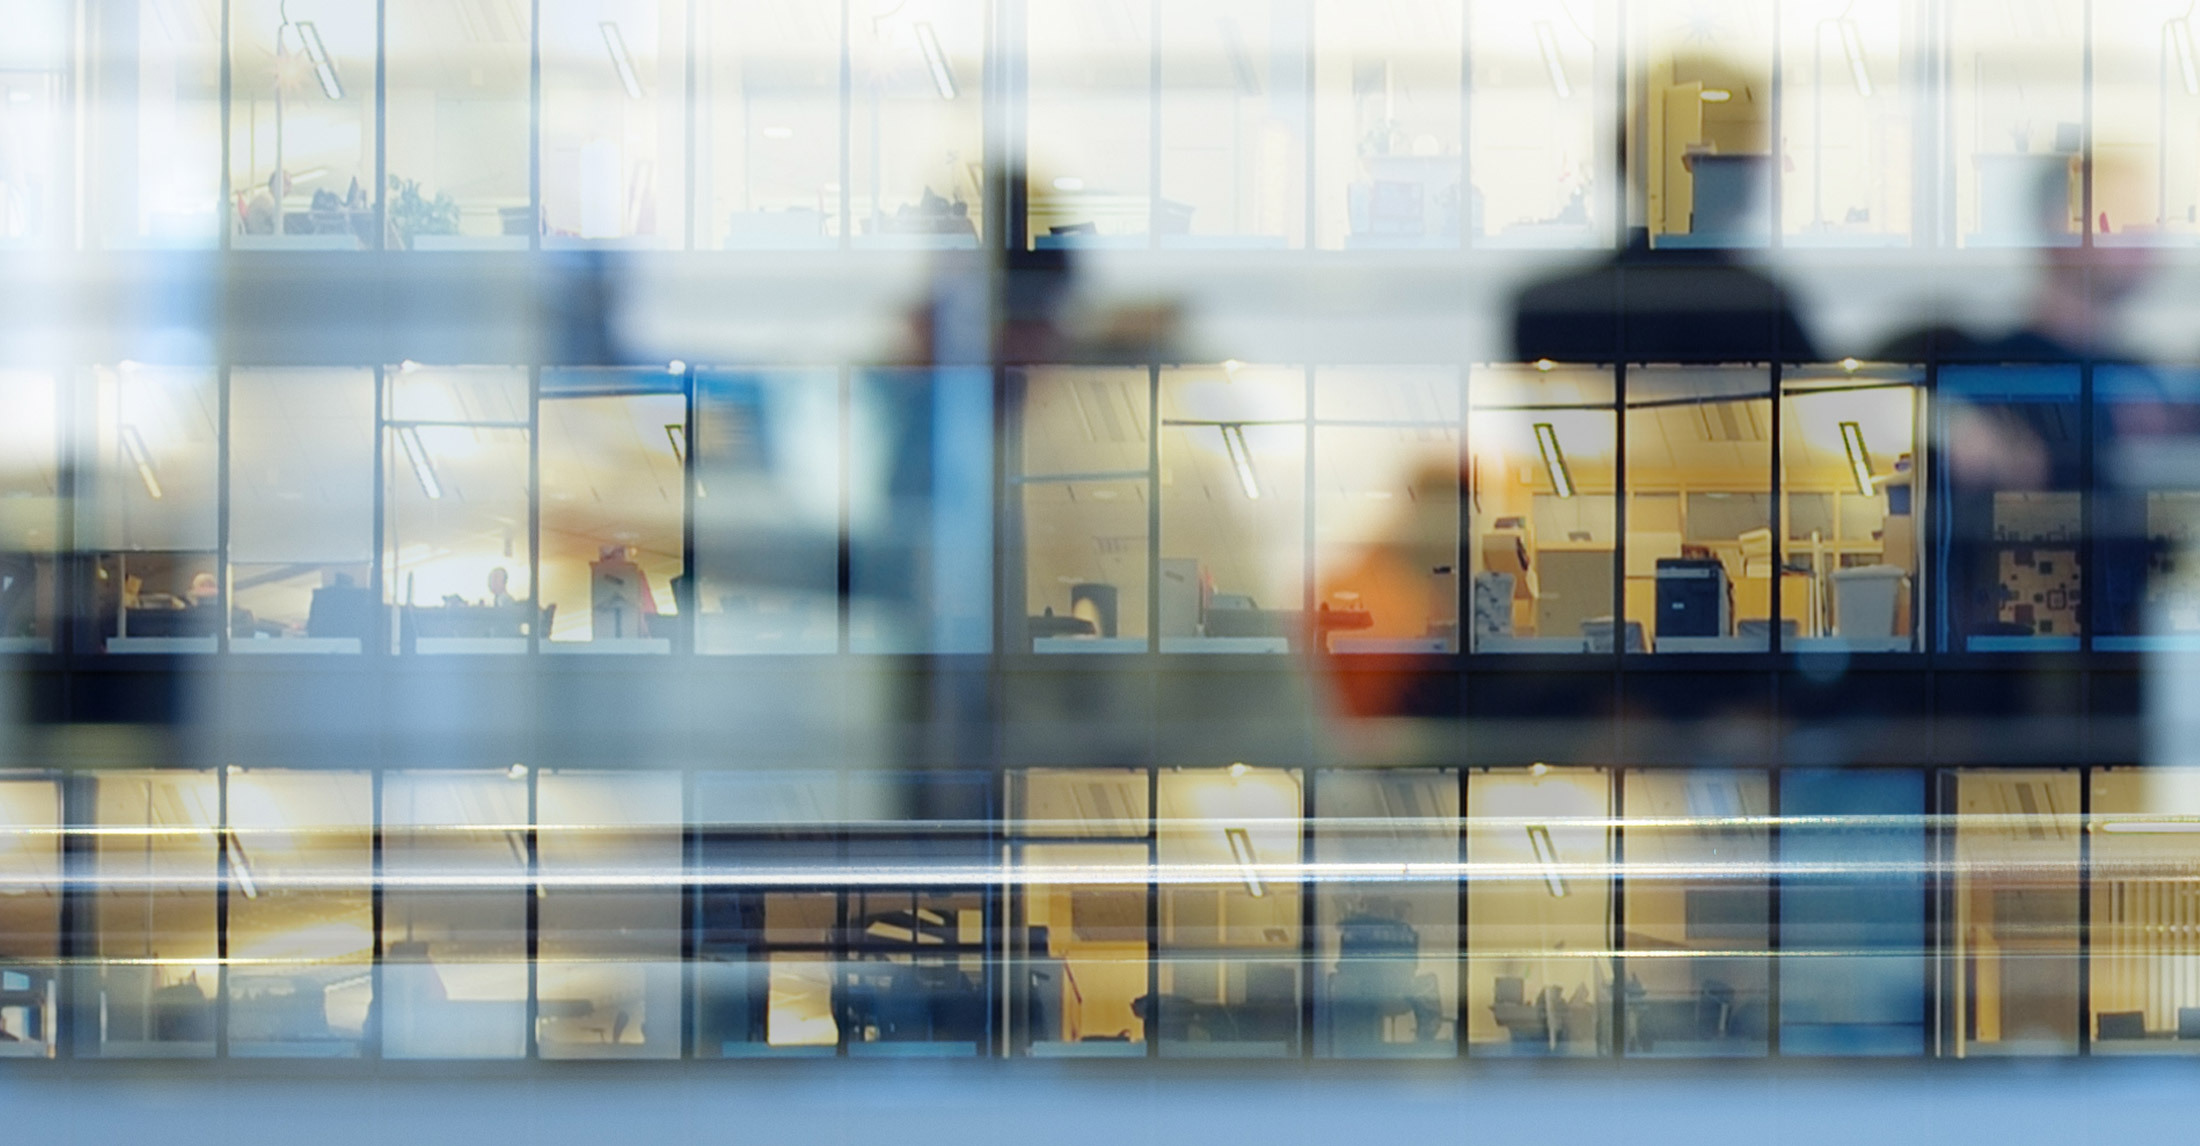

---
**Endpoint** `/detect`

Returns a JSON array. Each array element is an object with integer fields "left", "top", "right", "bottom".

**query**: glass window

[
  {"left": 1938, "top": 366, "right": 2083, "bottom": 652},
  {"left": 75, "top": 365, "right": 222, "bottom": 654},
  {"left": 87, "top": 0, "right": 223, "bottom": 248},
  {"left": 1470, "top": 0, "right": 1614, "bottom": 248},
  {"left": 1159, "top": 364, "right": 1306, "bottom": 653},
  {"left": 1014, "top": 367, "right": 1151, "bottom": 653},
  {"left": 89, "top": 771, "right": 218, "bottom": 1057},
  {"left": 1950, "top": 0, "right": 2084, "bottom": 247},
  {"left": 228, "top": 369, "right": 376, "bottom": 652},
  {"left": 1008, "top": 769, "right": 1151, "bottom": 1058},
  {"left": 1025, "top": 0, "right": 1153, "bottom": 249},
  {"left": 541, "top": 0, "right": 688, "bottom": 248},
  {"left": 1313, "top": 0, "right": 1463, "bottom": 250},
  {"left": 1464, "top": 765, "right": 1611, "bottom": 1058},
  {"left": 1621, "top": 770, "right": 1770, "bottom": 1057},
  {"left": 224, "top": 770, "right": 373, "bottom": 1057},
  {"left": 1469, "top": 364, "right": 1617, "bottom": 653},
  {"left": 1155, "top": 766, "right": 1302, "bottom": 1058},
  {"left": 696, "top": 0, "right": 843, "bottom": 250},
  {"left": 2094, "top": 3, "right": 2200, "bottom": 244},
  {"left": 0, "top": 3, "right": 69, "bottom": 248},
  {"left": 228, "top": 0, "right": 377, "bottom": 249},
  {"left": 2089, "top": 768, "right": 2200, "bottom": 1053},
  {"left": 1312, "top": 368, "right": 1461, "bottom": 654},
  {"left": 1634, "top": 0, "right": 1774, "bottom": 248},
  {"left": 693, "top": 369, "right": 839, "bottom": 655},
  {"left": 539, "top": 370, "right": 685, "bottom": 653},
  {"left": 1779, "top": 0, "right": 1918, "bottom": 247},
  {"left": 1781, "top": 364, "right": 1924, "bottom": 652},
  {"left": 2095, "top": 365, "right": 2200, "bottom": 648},
  {"left": 383, "top": 366, "right": 537, "bottom": 655},
  {"left": 385, "top": 0, "right": 535, "bottom": 249},
  {"left": 1313, "top": 769, "right": 1457, "bottom": 1057},
  {"left": 0, "top": 372, "right": 60, "bottom": 653},
  {"left": 1946, "top": 768, "right": 2080, "bottom": 1056},
  {"left": 1777, "top": 768, "right": 1927, "bottom": 1056},
  {"left": 537, "top": 771, "right": 683, "bottom": 1059},
  {"left": 850, "top": 368, "right": 993, "bottom": 653},
  {"left": 0, "top": 778, "right": 61, "bottom": 1058},
  {"left": 1157, "top": 0, "right": 1308, "bottom": 248},
  {"left": 1624, "top": 366, "right": 1775, "bottom": 652},
  {"left": 381, "top": 770, "right": 529, "bottom": 1059},
  {"left": 850, "top": 0, "right": 984, "bottom": 248},
  {"left": 693, "top": 772, "right": 843, "bottom": 1057}
]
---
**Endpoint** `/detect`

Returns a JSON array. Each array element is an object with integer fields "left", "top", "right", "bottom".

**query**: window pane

[
  {"left": 1313, "top": 368, "right": 1460, "bottom": 653},
  {"left": 1634, "top": 0, "right": 1774, "bottom": 249},
  {"left": 1007, "top": 770, "right": 1150, "bottom": 1058},
  {"left": 225, "top": 771, "right": 373, "bottom": 1057},
  {"left": 1025, "top": 0, "right": 1153, "bottom": 249},
  {"left": 0, "top": 778, "right": 60, "bottom": 1058},
  {"left": 693, "top": 772, "right": 843, "bottom": 1058},
  {"left": 2094, "top": 4, "right": 2200, "bottom": 244},
  {"left": 229, "top": 0, "right": 377, "bottom": 249},
  {"left": 1950, "top": 0, "right": 2084, "bottom": 247},
  {"left": 538, "top": 771, "right": 683, "bottom": 1059},
  {"left": 386, "top": 0, "right": 535, "bottom": 249},
  {"left": 2090, "top": 768, "right": 2200, "bottom": 1052},
  {"left": 1947, "top": 769, "right": 2080, "bottom": 1056},
  {"left": 1313, "top": 0, "right": 1462, "bottom": 250},
  {"left": 87, "top": 0, "right": 223, "bottom": 249},
  {"left": 2095, "top": 366, "right": 2200, "bottom": 647},
  {"left": 1938, "top": 365, "right": 2083, "bottom": 651},
  {"left": 1158, "top": 0, "right": 1308, "bottom": 249},
  {"left": 1470, "top": 364, "right": 1617, "bottom": 653},
  {"left": 1778, "top": 0, "right": 1918, "bottom": 247},
  {"left": 693, "top": 369, "right": 839, "bottom": 654},
  {"left": 1778, "top": 769, "right": 1926, "bottom": 1056},
  {"left": 0, "top": 372, "right": 60, "bottom": 653},
  {"left": 1470, "top": 0, "right": 1614, "bottom": 248},
  {"left": 541, "top": 0, "right": 689, "bottom": 248},
  {"left": 384, "top": 367, "right": 536, "bottom": 655},
  {"left": 76, "top": 366, "right": 222, "bottom": 654},
  {"left": 228, "top": 369, "right": 376, "bottom": 652},
  {"left": 381, "top": 771, "right": 529, "bottom": 1059},
  {"left": 851, "top": 368, "right": 992, "bottom": 653},
  {"left": 540, "top": 374, "right": 685, "bottom": 652},
  {"left": 1155, "top": 766, "right": 1302, "bottom": 1058},
  {"left": 1160, "top": 365, "right": 1305, "bottom": 653},
  {"left": 1465, "top": 766, "right": 1611, "bottom": 1058},
  {"left": 850, "top": 0, "right": 984, "bottom": 249},
  {"left": 90, "top": 771, "right": 218, "bottom": 1058},
  {"left": 1313, "top": 769, "right": 1457, "bottom": 1058},
  {"left": 1782, "top": 367, "right": 1923, "bottom": 652},
  {"left": 697, "top": 0, "right": 843, "bottom": 250},
  {"left": 1016, "top": 368, "right": 1150, "bottom": 653},
  {"left": 1622, "top": 770, "right": 1770, "bottom": 1057},
  {"left": 0, "top": 3, "right": 69, "bottom": 248},
  {"left": 1625, "top": 367, "right": 1774, "bottom": 652}
]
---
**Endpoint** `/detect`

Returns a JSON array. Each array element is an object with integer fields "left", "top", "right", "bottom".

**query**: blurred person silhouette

[{"left": 486, "top": 566, "right": 518, "bottom": 609}]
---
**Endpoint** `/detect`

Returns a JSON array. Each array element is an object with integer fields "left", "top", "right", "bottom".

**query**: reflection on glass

[
  {"left": 75, "top": 365, "right": 221, "bottom": 654},
  {"left": 1465, "top": 766, "right": 1611, "bottom": 1057},
  {"left": 1779, "top": 769, "right": 1926, "bottom": 1056},
  {"left": 1470, "top": 0, "right": 1611, "bottom": 248},
  {"left": 1635, "top": 0, "right": 1774, "bottom": 248},
  {"left": 0, "top": 778, "right": 60, "bottom": 1057},
  {"left": 843, "top": 886, "right": 989, "bottom": 1055},
  {"left": 1312, "top": 368, "right": 1460, "bottom": 653},
  {"left": 693, "top": 369, "right": 839, "bottom": 654},
  {"left": 2095, "top": 366, "right": 2200, "bottom": 649},
  {"left": 850, "top": 0, "right": 984, "bottom": 248},
  {"left": 1469, "top": 364, "right": 1617, "bottom": 653},
  {"left": 0, "top": 372, "right": 60, "bottom": 652},
  {"left": 1156, "top": 767, "right": 1302, "bottom": 1058},
  {"left": 1780, "top": 365, "right": 1923, "bottom": 652},
  {"left": 697, "top": 0, "right": 842, "bottom": 249},
  {"left": 541, "top": 0, "right": 688, "bottom": 248},
  {"left": 224, "top": 771, "right": 373, "bottom": 1057},
  {"left": 229, "top": 0, "right": 377, "bottom": 249},
  {"left": 1016, "top": 368, "right": 1150, "bottom": 653},
  {"left": 381, "top": 771, "right": 529, "bottom": 1059},
  {"left": 1157, "top": 0, "right": 1307, "bottom": 248},
  {"left": 386, "top": 0, "right": 534, "bottom": 249},
  {"left": 2094, "top": 2, "right": 2200, "bottom": 243},
  {"left": 1779, "top": 0, "right": 1916, "bottom": 246},
  {"left": 540, "top": 371, "right": 685, "bottom": 652},
  {"left": 1950, "top": 0, "right": 2084, "bottom": 247},
  {"left": 88, "top": 0, "right": 223, "bottom": 248},
  {"left": 538, "top": 771, "right": 682, "bottom": 1059},
  {"left": 1025, "top": 0, "right": 1152, "bottom": 248},
  {"left": 90, "top": 771, "right": 217, "bottom": 1057},
  {"left": 1313, "top": 0, "right": 1462, "bottom": 250},
  {"left": 2089, "top": 768, "right": 2200, "bottom": 1053},
  {"left": 849, "top": 368, "right": 993, "bottom": 653},
  {"left": 383, "top": 367, "right": 537, "bottom": 655},
  {"left": 1313, "top": 769, "right": 1457, "bottom": 1058},
  {"left": 1938, "top": 366, "right": 2083, "bottom": 652},
  {"left": 1009, "top": 769, "right": 1150, "bottom": 1058},
  {"left": 1947, "top": 769, "right": 2080, "bottom": 1056},
  {"left": 228, "top": 369, "right": 376, "bottom": 652},
  {"left": 0, "top": 3, "right": 68, "bottom": 247},
  {"left": 694, "top": 772, "right": 843, "bottom": 1057},
  {"left": 1160, "top": 365, "right": 1305, "bottom": 653},
  {"left": 1621, "top": 770, "right": 1770, "bottom": 1057},
  {"left": 1625, "top": 367, "right": 1775, "bottom": 652}
]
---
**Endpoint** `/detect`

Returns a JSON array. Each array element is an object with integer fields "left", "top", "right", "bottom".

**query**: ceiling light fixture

[
  {"left": 1525, "top": 823, "right": 1567, "bottom": 898},
  {"left": 294, "top": 21, "right": 343, "bottom": 101},
  {"left": 227, "top": 836, "right": 260, "bottom": 900},
  {"left": 1220, "top": 424, "right": 1261, "bottom": 500},
  {"left": 120, "top": 424, "right": 163, "bottom": 500},
  {"left": 602, "top": 21, "right": 645, "bottom": 101},
  {"left": 1699, "top": 88, "right": 1733, "bottom": 103},
  {"left": 1840, "top": 420, "right": 1875, "bottom": 496},
  {"left": 914, "top": 21, "right": 957, "bottom": 100},
  {"left": 1837, "top": 18, "right": 1873, "bottom": 98},
  {"left": 1535, "top": 20, "right": 1572, "bottom": 100},
  {"left": 2175, "top": 16, "right": 2200, "bottom": 97},
  {"left": 1533, "top": 422, "right": 1574, "bottom": 499},
  {"left": 664, "top": 423, "right": 687, "bottom": 465},
  {"left": 1224, "top": 826, "right": 1265, "bottom": 897},
  {"left": 397, "top": 425, "right": 443, "bottom": 500}
]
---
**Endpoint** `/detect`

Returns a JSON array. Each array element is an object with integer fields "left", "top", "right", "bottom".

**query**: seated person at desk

[{"left": 487, "top": 566, "right": 517, "bottom": 608}]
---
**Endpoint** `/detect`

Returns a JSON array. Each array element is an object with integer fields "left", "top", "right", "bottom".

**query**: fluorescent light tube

[
  {"left": 1220, "top": 424, "right": 1260, "bottom": 500},
  {"left": 2177, "top": 18, "right": 2199, "bottom": 97},
  {"left": 227, "top": 837, "right": 259, "bottom": 901},
  {"left": 1223, "top": 826, "right": 1265, "bottom": 898},
  {"left": 397, "top": 425, "right": 443, "bottom": 500},
  {"left": 1840, "top": 421, "right": 1874, "bottom": 496},
  {"left": 1838, "top": 18, "right": 1872, "bottom": 98},
  {"left": 1535, "top": 21, "right": 1571, "bottom": 100},
  {"left": 602, "top": 21, "right": 645, "bottom": 101},
  {"left": 1525, "top": 824, "right": 1567, "bottom": 898},
  {"left": 914, "top": 21, "right": 957, "bottom": 100},
  {"left": 295, "top": 21, "right": 343, "bottom": 101},
  {"left": 1533, "top": 422, "right": 1574, "bottom": 499},
  {"left": 664, "top": 423, "right": 686, "bottom": 465},
  {"left": 120, "top": 424, "right": 163, "bottom": 500}
]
